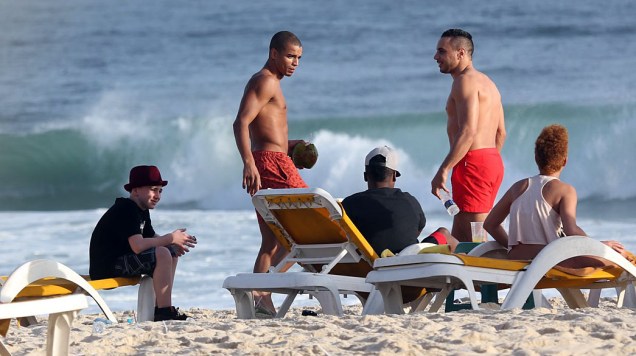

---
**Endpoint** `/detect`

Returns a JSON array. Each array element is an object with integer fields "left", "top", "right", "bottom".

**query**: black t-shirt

[
  {"left": 89, "top": 198, "right": 156, "bottom": 279},
  {"left": 342, "top": 188, "right": 426, "bottom": 255}
]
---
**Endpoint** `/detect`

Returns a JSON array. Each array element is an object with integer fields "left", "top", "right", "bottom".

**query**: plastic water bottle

[
  {"left": 92, "top": 317, "right": 111, "bottom": 334},
  {"left": 126, "top": 311, "right": 136, "bottom": 326},
  {"left": 440, "top": 190, "right": 460, "bottom": 216}
]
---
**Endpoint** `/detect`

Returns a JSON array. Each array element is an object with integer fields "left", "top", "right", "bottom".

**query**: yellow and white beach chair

[
  {"left": 0, "top": 259, "right": 156, "bottom": 324},
  {"left": 366, "top": 237, "right": 636, "bottom": 313},
  {"left": 0, "top": 261, "right": 90, "bottom": 356},
  {"left": 223, "top": 188, "right": 387, "bottom": 318}
]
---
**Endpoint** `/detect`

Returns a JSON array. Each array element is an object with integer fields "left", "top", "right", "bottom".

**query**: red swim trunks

[
  {"left": 451, "top": 148, "right": 504, "bottom": 213},
  {"left": 253, "top": 150, "right": 308, "bottom": 224},
  {"left": 253, "top": 150, "right": 308, "bottom": 190}
]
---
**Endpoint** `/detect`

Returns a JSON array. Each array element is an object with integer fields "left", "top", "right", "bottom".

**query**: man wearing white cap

[{"left": 342, "top": 146, "right": 457, "bottom": 255}]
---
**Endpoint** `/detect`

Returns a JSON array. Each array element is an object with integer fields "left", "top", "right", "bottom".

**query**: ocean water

[{"left": 1, "top": 1, "right": 635, "bottom": 312}]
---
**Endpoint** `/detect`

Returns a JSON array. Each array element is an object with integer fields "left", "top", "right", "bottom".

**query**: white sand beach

[{"left": 3, "top": 299, "right": 636, "bottom": 355}]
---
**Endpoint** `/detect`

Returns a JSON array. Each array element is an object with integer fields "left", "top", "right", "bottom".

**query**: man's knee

[{"left": 435, "top": 227, "right": 451, "bottom": 237}]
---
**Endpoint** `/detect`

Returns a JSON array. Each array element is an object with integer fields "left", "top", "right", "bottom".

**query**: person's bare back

[{"left": 446, "top": 68, "right": 504, "bottom": 152}]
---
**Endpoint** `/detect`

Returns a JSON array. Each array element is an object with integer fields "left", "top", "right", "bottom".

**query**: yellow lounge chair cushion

[{"left": 0, "top": 275, "right": 141, "bottom": 298}]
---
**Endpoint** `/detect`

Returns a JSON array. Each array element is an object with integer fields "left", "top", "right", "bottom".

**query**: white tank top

[{"left": 508, "top": 175, "right": 563, "bottom": 247}]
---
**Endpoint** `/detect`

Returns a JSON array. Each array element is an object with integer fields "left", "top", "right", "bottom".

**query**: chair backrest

[{"left": 253, "top": 188, "right": 378, "bottom": 277}]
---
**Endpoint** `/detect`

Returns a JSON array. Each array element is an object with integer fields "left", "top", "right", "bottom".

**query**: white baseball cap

[{"left": 365, "top": 146, "right": 401, "bottom": 177}]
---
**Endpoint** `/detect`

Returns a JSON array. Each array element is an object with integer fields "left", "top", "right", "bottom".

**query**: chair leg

[
  {"left": 312, "top": 289, "right": 343, "bottom": 316},
  {"left": 431, "top": 287, "right": 453, "bottom": 312},
  {"left": 377, "top": 283, "right": 405, "bottom": 314},
  {"left": 230, "top": 289, "right": 255, "bottom": 319},
  {"left": 361, "top": 289, "right": 384, "bottom": 315},
  {"left": 409, "top": 292, "right": 435, "bottom": 313},
  {"left": 0, "top": 340, "right": 10, "bottom": 356},
  {"left": 623, "top": 282, "right": 636, "bottom": 308},
  {"left": 480, "top": 284, "right": 499, "bottom": 303},
  {"left": 137, "top": 275, "right": 155, "bottom": 322},
  {"left": 46, "top": 310, "right": 76, "bottom": 356},
  {"left": 276, "top": 292, "right": 298, "bottom": 318},
  {"left": 588, "top": 288, "right": 601, "bottom": 307},
  {"left": 557, "top": 288, "right": 588, "bottom": 308}
]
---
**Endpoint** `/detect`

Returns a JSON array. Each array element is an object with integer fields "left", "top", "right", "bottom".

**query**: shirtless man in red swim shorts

[
  {"left": 233, "top": 31, "right": 308, "bottom": 315},
  {"left": 430, "top": 29, "right": 507, "bottom": 242}
]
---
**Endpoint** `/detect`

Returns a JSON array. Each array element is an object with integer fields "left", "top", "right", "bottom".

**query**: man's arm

[
  {"left": 232, "top": 76, "right": 277, "bottom": 195},
  {"left": 128, "top": 228, "right": 196, "bottom": 255},
  {"left": 431, "top": 77, "right": 479, "bottom": 198},
  {"left": 495, "top": 105, "right": 506, "bottom": 152}
]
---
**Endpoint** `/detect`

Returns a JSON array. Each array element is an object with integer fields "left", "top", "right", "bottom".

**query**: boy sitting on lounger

[
  {"left": 483, "top": 125, "right": 631, "bottom": 266},
  {"left": 342, "top": 146, "right": 459, "bottom": 256},
  {"left": 89, "top": 165, "right": 197, "bottom": 321}
]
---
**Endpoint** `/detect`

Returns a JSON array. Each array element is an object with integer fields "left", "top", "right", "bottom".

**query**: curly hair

[{"left": 535, "top": 124, "right": 568, "bottom": 174}]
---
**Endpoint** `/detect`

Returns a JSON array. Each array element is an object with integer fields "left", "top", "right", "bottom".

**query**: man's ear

[
  {"left": 270, "top": 48, "right": 278, "bottom": 60},
  {"left": 457, "top": 47, "right": 465, "bottom": 60},
  {"left": 363, "top": 172, "right": 368, "bottom": 182},
  {"left": 563, "top": 157, "right": 568, "bottom": 167},
  {"left": 392, "top": 172, "right": 397, "bottom": 182}
]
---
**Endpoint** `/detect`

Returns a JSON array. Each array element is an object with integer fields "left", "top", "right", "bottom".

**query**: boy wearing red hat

[{"left": 89, "top": 165, "right": 197, "bottom": 321}]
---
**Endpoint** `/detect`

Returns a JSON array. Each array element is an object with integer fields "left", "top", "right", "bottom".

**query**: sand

[{"left": 3, "top": 299, "right": 636, "bottom": 355}]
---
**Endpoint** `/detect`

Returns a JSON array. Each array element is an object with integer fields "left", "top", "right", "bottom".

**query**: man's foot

[
  {"left": 154, "top": 306, "right": 188, "bottom": 321},
  {"left": 254, "top": 295, "right": 276, "bottom": 317},
  {"left": 254, "top": 306, "right": 276, "bottom": 319}
]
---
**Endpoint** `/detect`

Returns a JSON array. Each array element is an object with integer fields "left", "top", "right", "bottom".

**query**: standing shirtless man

[
  {"left": 430, "top": 29, "right": 507, "bottom": 242},
  {"left": 233, "top": 31, "right": 307, "bottom": 316}
]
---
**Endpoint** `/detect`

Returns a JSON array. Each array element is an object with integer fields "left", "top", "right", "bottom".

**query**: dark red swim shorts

[
  {"left": 253, "top": 150, "right": 308, "bottom": 223},
  {"left": 253, "top": 150, "right": 308, "bottom": 190}
]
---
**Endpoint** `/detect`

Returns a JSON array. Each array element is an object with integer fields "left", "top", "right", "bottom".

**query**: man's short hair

[
  {"left": 535, "top": 124, "right": 568, "bottom": 174},
  {"left": 441, "top": 28, "right": 474, "bottom": 57},
  {"left": 366, "top": 155, "right": 395, "bottom": 182},
  {"left": 269, "top": 31, "right": 302, "bottom": 52}
]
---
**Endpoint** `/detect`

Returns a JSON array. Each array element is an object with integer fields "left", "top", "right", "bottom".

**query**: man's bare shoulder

[
  {"left": 450, "top": 71, "right": 478, "bottom": 96},
  {"left": 452, "top": 69, "right": 500, "bottom": 97},
  {"left": 249, "top": 69, "right": 279, "bottom": 84},
  {"left": 246, "top": 69, "right": 280, "bottom": 93}
]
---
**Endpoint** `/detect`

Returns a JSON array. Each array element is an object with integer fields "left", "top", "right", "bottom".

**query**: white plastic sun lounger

[
  {"left": 366, "top": 237, "right": 636, "bottom": 313},
  {"left": 223, "top": 188, "right": 387, "bottom": 318}
]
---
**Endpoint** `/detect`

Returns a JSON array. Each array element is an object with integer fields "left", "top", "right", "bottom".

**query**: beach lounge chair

[
  {"left": 0, "top": 261, "right": 90, "bottom": 356},
  {"left": 0, "top": 259, "right": 155, "bottom": 323},
  {"left": 0, "top": 295, "right": 88, "bottom": 356},
  {"left": 366, "top": 236, "right": 636, "bottom": 313},
  {"left": 222, "top": 188, "right": 386, "bottom": 318}
]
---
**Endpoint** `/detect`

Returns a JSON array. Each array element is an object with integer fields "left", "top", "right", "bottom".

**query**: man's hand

[
  {"left": 431, "top": 168, "right": 449, "bottom": 200},
  {"left": 171, "top": 228, "right": 197, "bottom": 255},
  {"left": 242, "top": 162, "right": 261, "bottom": 196}
]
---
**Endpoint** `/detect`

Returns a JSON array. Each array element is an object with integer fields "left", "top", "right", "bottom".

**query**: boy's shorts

[
  {"left": 451, "top": 148, "right": 504, "bottom": 213},
  {"left": 113, "top": 246, "right": 177, "bottom": 277}
]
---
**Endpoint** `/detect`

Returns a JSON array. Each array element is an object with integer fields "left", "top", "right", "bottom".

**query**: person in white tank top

[{"left": 483, "top": 125, "right": 627, "bottom": 267}]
